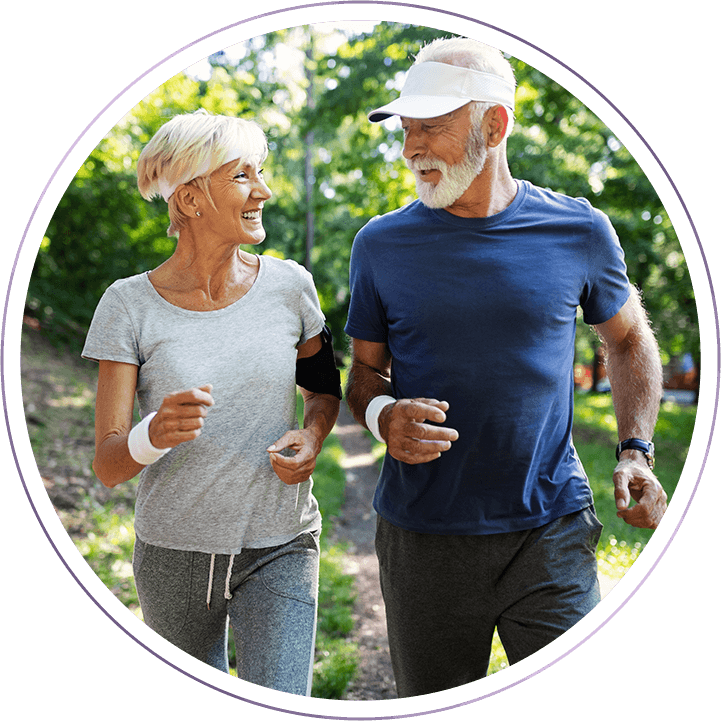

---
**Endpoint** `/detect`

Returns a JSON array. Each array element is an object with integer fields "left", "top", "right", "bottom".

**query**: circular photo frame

[{"left": 8, "top": 0, "right": 720, "bottom": 719}]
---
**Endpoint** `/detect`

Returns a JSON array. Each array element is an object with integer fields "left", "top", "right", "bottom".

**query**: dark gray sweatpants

[
  {"left": 376, "top": 507, "right": 603, "bottom": 697},
  {"left": 133, "top": 530, "right": 320, "bottom": 695}
]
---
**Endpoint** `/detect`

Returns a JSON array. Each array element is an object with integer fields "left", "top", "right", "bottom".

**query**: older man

[{"left": 344, "top": 37, "right": 667, "bottom": 697}]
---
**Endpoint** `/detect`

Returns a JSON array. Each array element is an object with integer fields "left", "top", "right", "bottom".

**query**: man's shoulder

[
  {"left": 525, "top": 181, "right": 591, "bottom": 211},
  {"left": 357, "top": 200, "right": 429, "bottom": 237},
  {"left": 522, "top": 181, "right": 617, "bottom": 232},
  {"left": 364, "top": 200, "right": 428, "bottom": 230}
]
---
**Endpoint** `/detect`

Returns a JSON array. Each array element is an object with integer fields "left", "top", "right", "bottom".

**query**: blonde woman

[{"left": 83, "top": 110, "right": 341, "bottom": 695}]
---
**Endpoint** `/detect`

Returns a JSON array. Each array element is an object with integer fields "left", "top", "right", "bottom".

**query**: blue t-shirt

[{"left": 345, "top": 180, "right": 630, "bottom": 535}]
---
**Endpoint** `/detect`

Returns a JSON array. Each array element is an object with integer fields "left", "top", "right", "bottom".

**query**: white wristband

[
  {"left": 127, "top": 411, "right": 171, "bottom": 465},
  {"left": 365, "top": 395, "right": 396, "bottom": 444}
]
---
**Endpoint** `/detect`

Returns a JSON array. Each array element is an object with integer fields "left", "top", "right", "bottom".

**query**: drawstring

[
  {"left": 207, "top": 554, "right": 216, "bottom": 610},
  {"left": 206, "top": 552, "right": 236, "bottom": 610},
  {"left": 224, "top": 554, "right": 235, "bottom": 600}
]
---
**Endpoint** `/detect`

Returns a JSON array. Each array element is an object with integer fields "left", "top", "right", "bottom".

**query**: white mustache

[{"left": 406, "top": 156, "right": 449, "bottom": 173}]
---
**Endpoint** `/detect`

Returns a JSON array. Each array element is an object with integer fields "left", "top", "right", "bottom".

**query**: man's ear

[{"left": 485, "top": 105, "right": 510, "bottom": 148}]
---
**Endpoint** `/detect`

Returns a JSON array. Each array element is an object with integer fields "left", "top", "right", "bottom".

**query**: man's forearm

[
  {"left": 346, "top": 359, "right": 393, "bottom": 429},
  {"left": 595, "top": 290, "right": 667, "bottom": 528},
  {"left": 604, "top": 308, "right": 663, "bottom": 444}
]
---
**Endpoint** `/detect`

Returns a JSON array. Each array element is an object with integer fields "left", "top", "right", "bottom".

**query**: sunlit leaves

[{"left": 30, "top": 21, "right": 698, "bottom": 368}]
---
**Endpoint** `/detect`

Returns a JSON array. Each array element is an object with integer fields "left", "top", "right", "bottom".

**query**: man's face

[{"left": 401, "top": 104, "right": 487, "bottom": 210}]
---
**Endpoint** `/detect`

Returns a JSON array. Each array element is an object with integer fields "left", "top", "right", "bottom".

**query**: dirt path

[{"left": 328, "top": 403, "right": 397, "bottom": 700}]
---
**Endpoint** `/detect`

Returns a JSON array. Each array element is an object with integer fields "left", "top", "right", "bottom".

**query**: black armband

[{"left": 296, "top": 325, "right": 342, "bottom": 399}]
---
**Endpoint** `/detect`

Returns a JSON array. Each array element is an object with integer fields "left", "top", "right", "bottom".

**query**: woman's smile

[{"left": 241, "top": 209, "right": 262, "bottom": 220}]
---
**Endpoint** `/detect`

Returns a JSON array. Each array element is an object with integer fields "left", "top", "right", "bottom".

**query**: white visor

[{"left": 368, "top": 61, "right": 515, "bottom": 122}]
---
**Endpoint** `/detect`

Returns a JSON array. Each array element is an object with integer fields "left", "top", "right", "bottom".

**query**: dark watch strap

[{"left": 616, "top": 438, "right": 655, "bottom": 470}]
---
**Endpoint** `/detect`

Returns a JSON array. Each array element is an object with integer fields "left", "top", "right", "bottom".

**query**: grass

[
  {"left": 573, "top": 392, "right": 692, "bottom": 548},
  {"left": 309, "top": 436, "right": 360, "bottom": 697}
]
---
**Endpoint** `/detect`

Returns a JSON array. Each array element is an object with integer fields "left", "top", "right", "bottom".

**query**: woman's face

[{"left": 205, "top": 158, "right": 272, "bottom": 246}]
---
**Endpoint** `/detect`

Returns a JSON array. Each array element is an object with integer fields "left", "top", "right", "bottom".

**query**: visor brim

[{"left": 368, "top": 96, "right": 472, "bottom": 123}]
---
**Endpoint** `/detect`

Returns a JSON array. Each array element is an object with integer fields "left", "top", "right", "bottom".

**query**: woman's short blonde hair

[{"left": 137, "top": 109, "right": 268, "bottom": 236}]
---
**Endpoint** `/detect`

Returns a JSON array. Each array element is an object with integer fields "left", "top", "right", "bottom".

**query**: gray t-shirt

[{"left": 82, "top": 255, "right": 325, "bottom": 554}]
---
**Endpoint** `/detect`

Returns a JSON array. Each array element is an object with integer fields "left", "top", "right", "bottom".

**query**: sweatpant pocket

[{"left": 133, "top": 540, "right": 194, "bottom": 638}]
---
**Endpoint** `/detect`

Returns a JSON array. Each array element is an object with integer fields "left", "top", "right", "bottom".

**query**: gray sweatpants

[
  {"left": 376, "top": 507, "right": 603, "bottom": 697},
  {"left": 133, "top": 530, "right": 320, "bottom": 695}
]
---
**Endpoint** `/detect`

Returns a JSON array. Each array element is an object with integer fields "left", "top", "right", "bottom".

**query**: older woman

[{"left": 82, "top": 109, "right": 341, "bottom": 695}]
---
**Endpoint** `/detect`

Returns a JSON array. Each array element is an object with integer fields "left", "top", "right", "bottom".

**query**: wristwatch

[{"left": 616, "top": 438, "right": 655, "bottom": 470}]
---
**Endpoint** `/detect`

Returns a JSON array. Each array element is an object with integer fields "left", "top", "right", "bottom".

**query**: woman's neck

[{"left": 149, "top": 238, "right": 260, "bottom": 311}]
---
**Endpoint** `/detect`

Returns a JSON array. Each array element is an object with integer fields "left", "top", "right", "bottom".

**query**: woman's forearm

[
  {"left": 301, "top": 391, "right": 340, "bottom": 452},
  {"left": 93, "top": 433, "right": 145, "bottom": 488}
]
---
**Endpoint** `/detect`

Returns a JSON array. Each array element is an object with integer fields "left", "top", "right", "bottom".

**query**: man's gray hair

[{"left": 415, "top": 37, "right": 516, "bottom": 139}]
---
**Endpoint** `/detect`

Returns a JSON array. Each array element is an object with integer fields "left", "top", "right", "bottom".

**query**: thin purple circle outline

[{"left": 3, "top": 2, "right": 718, "bottom": 719}]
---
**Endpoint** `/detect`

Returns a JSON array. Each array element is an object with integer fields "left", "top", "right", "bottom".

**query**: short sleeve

[
  {"left": 81, "top": 286, "right": 140, "bottom": 365},
  {"left": 296, "top": 263, "right": 326, "bottom": 345},
  {"left": 344, "top": 227, "right": 388, "bottom": 343},
  {"left": 580, "top": 207, "right": 631, "bottom": 325}
]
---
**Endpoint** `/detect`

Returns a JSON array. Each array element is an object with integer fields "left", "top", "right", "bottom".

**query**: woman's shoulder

[
  {"left": 105, "top": 271, "right": 150, "bottom": 294},
  {"left": 96, "top": 272, "right": 152, "bottom": 311},
  {"left": 261, "top": 254, "right": 314, "bottom": 287}
]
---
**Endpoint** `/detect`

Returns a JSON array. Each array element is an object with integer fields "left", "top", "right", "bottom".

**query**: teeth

[{"left": 242, "top": 211, "right": 261, "bottom": 220}]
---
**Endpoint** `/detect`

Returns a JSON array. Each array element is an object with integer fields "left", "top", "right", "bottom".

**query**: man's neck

[{"left": 444, "top": 152, "right": 517, "bottom": 218}]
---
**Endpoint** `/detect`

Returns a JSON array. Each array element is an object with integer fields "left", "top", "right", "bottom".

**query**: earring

[{"left": 195, "top": 211, "right": 201, "bottom": 217}]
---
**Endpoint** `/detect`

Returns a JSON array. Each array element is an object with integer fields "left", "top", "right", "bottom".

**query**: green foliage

[
  {"left": 309, "top": 433, "right": 347, "bottom": 522},
  {"left": 596, "top": 536, "right": 643, "bottom": 581},
  {"left": 75, "top": 505, "right": 140, "bottom": 613},
  {"left": 572, "top": 392, "right": 694, "bottom": 548},
  {"left": 489, "top": 630, "right": 509, "bottom": 675},
  {"left": 28, "top": 21, "right": 697, "bottom": 371},
  {"left": 312, "top": 638, "right": 359, "bottom": 699},
  {"left": 313, "top": 544, "right": 359, "bottom": 697},
  {"left": 297, "top": 398, "right": 360, "bottom": 697}
]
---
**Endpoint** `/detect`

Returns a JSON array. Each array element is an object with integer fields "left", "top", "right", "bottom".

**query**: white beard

[{"left": 407, "top": 125, "right": 488, "bottom": 209}]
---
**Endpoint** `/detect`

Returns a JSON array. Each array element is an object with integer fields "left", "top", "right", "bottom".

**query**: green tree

[{"left": 28, "top": 21, "right": 698, "bottom": 383}]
